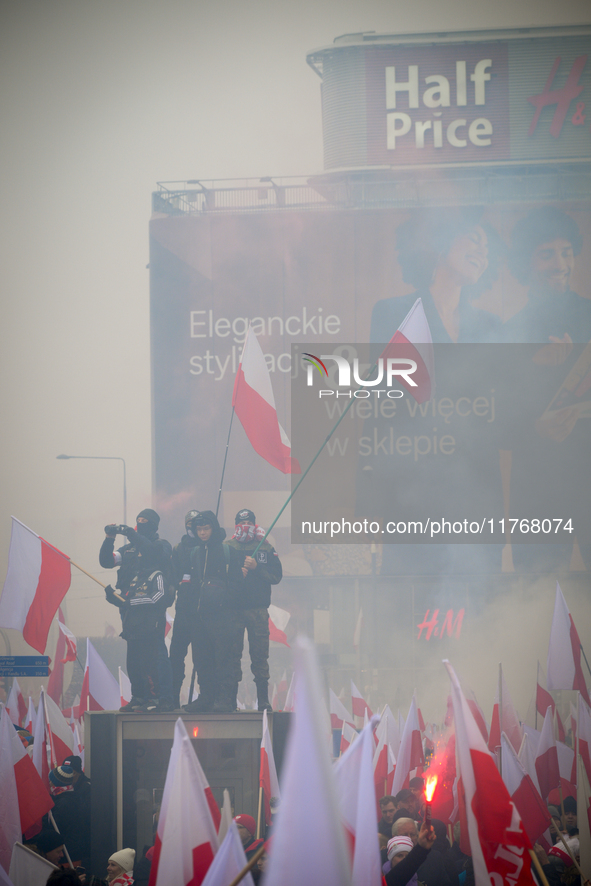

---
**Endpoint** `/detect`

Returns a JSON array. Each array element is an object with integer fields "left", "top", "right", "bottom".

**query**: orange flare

[{"left": 425, "top": 773, "right": 438, "bottom": 802}]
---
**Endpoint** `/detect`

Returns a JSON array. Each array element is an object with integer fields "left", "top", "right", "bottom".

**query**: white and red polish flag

[
  {"left": 535, "top": 661, "right": 564, "bottom": 739},
  {"left": 500, "top": 733, "right": 550, "bottom": 845},
  {"left": 0, "top": 518, "right": 71, "bottom": 654},
  {"left": 57, "top": 620, "right": 77, "bottom": 663},
  {"left": 334, "top": 716, "right": 382, "bottom": 886},
  {"left": 466, "top": 687, "right": 489, "bottom": 744},
  {"left": 260, "top": 709, "right": 281, "bottom": 827},
  {"left": 390, "top": 696, "right": 424, "bottom": 796},
  {"left": 518, "top": 733, "right": 543, "bottom": 798},
  {"left": 201, "top": 822, "right": 254, "bottom": 886},
  {"left": 372, "top": 719, "right": 396, "bottom": 799},
  {"left": 149, "top": 718, "right": 220, "bottom": 886},
  {"left": 380, "top": 704, "right": 401, "bottom": 759},
  {"left": 4, "top": 704, "right": 53, "bottom": 833},
  {"left": 44, "top": 692, "right": 74, "bottom": 766},
  {"left": 0, "top": 706, "right": 21, "bottom": 875},
  {"left": 268, "top": 604, "right": 290, "bottom": 647},
  {"left": 487, "top": 666, "right": 523, "bottom": 755},
  {"left": 264, "top": 637, "right": 352, "bottom": 886},
  {"left": 6, "top": 678, "right": 27, "bottom": 727},
  {"left": 547, "top": 583, "right": 591, "bottom": 705},
  {"left": 444, "top": 660, "right": 534, "bottom": 886},
  {"left": 25, "top": 697, "right": 36, "bottom": 736},
  {"left": 535, "top": 708, "right": 560, "bottom": 801},
  {"left": 577, "top": 751, "right": 591, "bottom": 877},
  {"left": 284, "top": 672, "right": 296, "bottom": 712},
  {"left": 380, "top": 298, "right": 434, "bottom": 403},
  {"left": 119, "top": 667, "right": 132, "bottom": 708},
  {"left": 578, "top": 695, "right": 591, "bottom": 784},
  {"left": 340, "top": 722, "right": 358, "bottom": 755},
  {"left": 330, "top": 689, "right": 355, "bottom": 731},
  {"left": 80, "top": 638, "right": 120, "bottom": 712},
  {"left": 351, "top": 681, "right": 373, "bottom": 720},
  {"left": 32, "top": 688, "right": 50, "bottom": 786},
  {"left": 232, "top": 325, "right": 301, "bottom": 474}
]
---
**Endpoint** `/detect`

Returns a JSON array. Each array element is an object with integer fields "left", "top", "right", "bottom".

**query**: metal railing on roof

[{"left": 152, "top": 165, "right": 591, "bottom": 217}]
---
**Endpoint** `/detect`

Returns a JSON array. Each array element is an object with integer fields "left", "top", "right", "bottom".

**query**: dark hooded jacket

[
  {"left": 100, "top": 525, "right": 172, "bottom": 594},
  {"left": 189, "top": 512, "right": 244, "bottom": 611},
  {"left": 171, "top": 532, "right": 200, "bottom": 611}
]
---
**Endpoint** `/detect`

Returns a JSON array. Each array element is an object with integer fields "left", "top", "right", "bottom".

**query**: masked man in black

[
  {"left": 100, "top": 508, "right": 173, "bottom": 712},
  {"left": 182, "top": 511, "right": 244, "bottom": 714},
  {"left": 169, "top": 509, "right": 201, "bottom": 708}
]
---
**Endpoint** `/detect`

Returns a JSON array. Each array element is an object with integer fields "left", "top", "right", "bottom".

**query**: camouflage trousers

[{"left": 230, "top": 607, "right": 270, "bottom": 694}]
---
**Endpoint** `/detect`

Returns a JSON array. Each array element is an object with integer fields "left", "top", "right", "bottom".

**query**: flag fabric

[
  {"left": 47, "top": 608, "right": 66, "bottom": 705},
  {"left": 217, "top": 789, "right": 233, "bottom": 845},
  {"left": 501, "top": 733, "right": 550, "bottom": 844},
  {"left": 518, "top": 733, "right": 543, "bottom": 797},
  {"left": 547, "top": 583, "right": 591, "bottom": 705},
  {"left": 6, "top": 679, "right": 26, "bottom": 727},
  {"left": 372, "top": 719, "right": 396, "bottom": 800},
  {"left": 8, "top": 842, "right": 57, "bottom": 886},
  {"left": 382, "top": 298, "right": 434, "bottom": 404},
  {"left": 80, "top": 639, "right": 120, "bottom": 712},
  {"left": 284, "top": 672, "right": 296, "bottom": 712},
  {"left": 32, "top": 689, "right": 49, "bottom": 786},
  {"left": 0, "top": 518, "right": 71, "bottom": 654},
  {"left": 578, "top": 695, "right": 591, "bottom": 784},
  {"left": 330, "top": 690, "right": 355, "bottom": 731},
  {"left": 487, "top": 666, "right": 523, "bottom": 755},
  {"left": 25, "top": 698, "right": 36, "bottom": 736},
  {"left": 390, "top": 696, "right": 424, "bottom": 797},
  {"left": 268, "top": 605, "right": 290, "bottom": 647},
  {"left": 44, "top": 692, "right": 74, "bottom": 766},
  {"left": 260, "top": 709, "right": 281, "bottom": 827},
  {"left": 535, "top": 708, "right": 560, "bottom": 800},
  {"left": 4, "top": 707, "right": 53, "bottom": 833},
  {"left": 379, "top": 705, "right": 401, "bottom": 759},
  {"left": 232, "top": 325, "right": 300, "bottom": 474},
  {"left": 119, "top": 667, "right": 132, "bottom": 708},
  {"left": 340, "top": 722, "right": 358, "bottom": 755},
  {"left": 334, "top": 716, "right": 382, "bottom": 886},
  {"left": 351, "top": 681, "right": 373, "bottom": 720},
  {"left": 536, "top": 662, "right": 556, "bottom": 720},
  {"left": 200, "top": 822, "right": 254, "bottom": 886},
  {"left": 0, "top": 707, "right": 22, "bottom": 875},
  {"left": 353, "top": 609, "right": 363, "bottom": 650},
  {"left": 444, "top": 660, "right": 534, "bottom": 886},
  {"left": 57, "top": 619, "right": 77, "bottom": 663},
  {"left": 276, "top": 670, "right": 288, "bottom": 709},
  {"left": 466, "top": 688, "right": 489, "bottom": 744},
  {"left": 264, "top": 637, "right": 352, "bottom": 886},
  {"left": 577, "top": 752, "right": 591, "bottom": 878},
  {"left": 148, "top": 718, "right": 219, "bottom": 886}
]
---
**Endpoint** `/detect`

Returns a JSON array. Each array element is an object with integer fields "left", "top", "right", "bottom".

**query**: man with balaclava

[
  {"left": 226, "top": 508, "right": 282, "bottom": 712},
  {"left": 182, "top": 510, "right": 244, "bottom": 713},
  {"left": 169, "top": 509, "right": 201, "bottom": 708},
  {"left": 100, "top": 509, "right": 173, "bottom": 712}
]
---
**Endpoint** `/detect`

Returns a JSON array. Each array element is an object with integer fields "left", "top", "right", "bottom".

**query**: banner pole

[{"left": 216, "top": 406, "right": 236, "bottom": 519}]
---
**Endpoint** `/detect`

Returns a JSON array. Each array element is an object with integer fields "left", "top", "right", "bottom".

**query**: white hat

[
  {"left": 387, "top": 835, "right": 414, "bottom": 861},
  {"left": 109, "top": 848, "right": 136, "bottom": 872}
]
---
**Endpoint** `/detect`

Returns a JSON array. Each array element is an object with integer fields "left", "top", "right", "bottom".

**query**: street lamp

[{"left": 56, "top": 455, "right": 127, "bottom": 524}]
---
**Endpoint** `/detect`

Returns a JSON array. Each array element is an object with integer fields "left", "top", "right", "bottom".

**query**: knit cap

[
  {"left": 234, "top": 814, "right": 256, "bottom": 836},
  {"left": 387, "top": 836, "right": 414, "bottom": 861},
  {"left": 109, "top": 848, "right": 136, "bottom": 872}
]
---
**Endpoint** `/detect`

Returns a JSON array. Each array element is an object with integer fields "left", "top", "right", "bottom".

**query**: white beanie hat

[
  {"left": 109, "top": 848, "right": 136, "bottom": 872},
  {"left": 387, "top": 835, "right": 414, "bottom": 861}
]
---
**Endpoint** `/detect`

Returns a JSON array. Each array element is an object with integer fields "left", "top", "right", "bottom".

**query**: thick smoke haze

[{"left": 1, "top": 0, "right": 590, "bottom": 716}]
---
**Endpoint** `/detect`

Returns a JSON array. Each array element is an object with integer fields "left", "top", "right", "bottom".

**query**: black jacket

[
  {"left": 226, "top": 537, "right": 282, "bottom": 609},
  {"left": 172, "top": 533, "right": 199, "bottom": 610},
  {"left": 106, "top": 568, "right": 166, "bottom": 639},
  {"left": 188, "top": 512, "right": 244, "bottom": 611},
  {"left": 100, "top": 527, "right": 172, "bottom": 593}
]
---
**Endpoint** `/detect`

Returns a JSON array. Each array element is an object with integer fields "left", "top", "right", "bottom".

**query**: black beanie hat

[
  {"left": 36, "top": 830, "right": 65, "bottom": 854},
  {"left": 235, "top": 508, "right": 256, "bottom": 525},
  {"left": 137, "top": 508, "right": 160, "bottom": 528}
]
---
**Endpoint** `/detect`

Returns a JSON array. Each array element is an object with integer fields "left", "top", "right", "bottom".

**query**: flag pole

[
  {"left": 251, "top": 387, "right": 359, "bottom": 556},
  {"left": 227, "top": 844, "right": 266, "bottom": 886},
  {"left": 215, "top": 406, "right": 236, "bottom": 519},
  {"left": 256, "top": 785, "right": 264, "bottom": 839},
  {"left": 69, "top": 560, "right": 125, "bottom": 603},
  {"left": 528, "top": 849, "right": 551, "bottom": 886}
]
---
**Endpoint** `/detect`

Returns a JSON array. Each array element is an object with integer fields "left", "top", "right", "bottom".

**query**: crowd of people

[{"left": 100, "top": 505, "right": 282, "bottom": 714}]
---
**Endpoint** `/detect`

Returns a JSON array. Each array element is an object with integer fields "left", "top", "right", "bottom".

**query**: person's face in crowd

[
  {"left": 530, "top": 239, "right": 574, "bottom": 294},
  {"left": 396, "top": 821, "right": 419, "bottom": 845},
  {"left": 257, "top": 851, "right": 268, "bottom": 873},
  {"left": 381, "top": 801, "right": 397, "bottom": 824},
  {"left": 197, "top": 525, "right": 212, "bottom": 542},
  {"left": 391, "top": 851, "right": 410, "bottom": 867},
  {"left": 236, "top": 824, "right": 251, "bottom": 846},
  {"left": 565, "top": 811, "right": 577, "bottom": 830},
  {"left": 549, "top": 815, "right": 563, "bottom": 836},
  {"left": 407, "top": 793, "right": 422, "bottom": 815},
  {"left": 45, "top": 845, "right": 65, "bottom": 865},
  {"left": 137, "top": 516, "right": 149, "bottom": 526},
  {"left": 444, "top": 225, "right": 489, "bottom": 286},
  {"left": 107, "top": 861, "right": 125, "bottom": 882}
]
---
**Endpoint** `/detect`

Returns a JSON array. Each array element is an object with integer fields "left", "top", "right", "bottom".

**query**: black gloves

[{"left": 105, "top": 584, "right": 124, "bottom": 608}]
